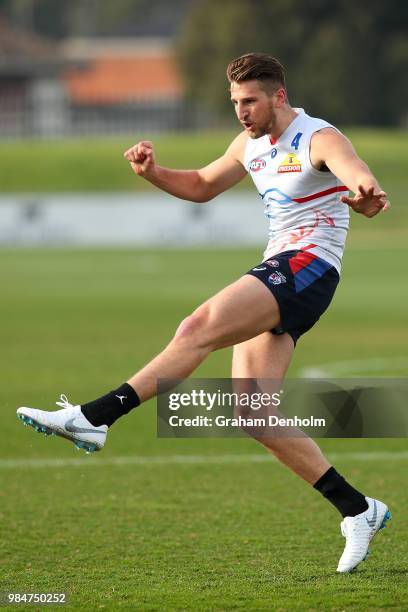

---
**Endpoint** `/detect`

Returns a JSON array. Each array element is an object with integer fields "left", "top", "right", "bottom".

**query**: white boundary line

[
  {"left": 0, "top": 451, "right": 407, "bottom": 470},
  {"left": 300, "top": 356, "right": 408, "bottom": 378}
]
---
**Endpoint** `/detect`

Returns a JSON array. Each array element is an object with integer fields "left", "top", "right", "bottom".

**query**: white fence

[{"left": 0, "top": 192, "right": 267, "bottom": 247}]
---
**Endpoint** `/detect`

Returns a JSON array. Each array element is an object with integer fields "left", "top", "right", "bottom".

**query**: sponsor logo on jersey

[
  {"left": 250, "top": 158, "right": 266, "bottom": 172},
  {"left": 271, "top": 148, "right": 278, "bottom": 159},
  {"left": 268, "top": 271, "right": 286, "bottom": 285},
  {"left": 277, "top": 153, "right": 302, "bottom": 173},
  {"left": 266, "top": 259, "right": 280, "bottom": 267}
]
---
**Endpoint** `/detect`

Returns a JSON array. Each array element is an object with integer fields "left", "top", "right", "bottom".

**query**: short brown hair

[{"left": 227, "top": 52, "right": 286, "bottom": 94}]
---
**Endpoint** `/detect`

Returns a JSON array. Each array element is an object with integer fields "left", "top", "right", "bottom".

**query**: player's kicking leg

[
  {"left": 17, "top": 274, "right": 282, "bottom": 452},
  {"left": 232, "top": 332, "right": 391, "bottom": 573}
]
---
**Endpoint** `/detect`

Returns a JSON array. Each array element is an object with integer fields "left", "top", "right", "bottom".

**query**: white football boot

[
  {"left": 17, "top": 394, "right": 107, "bottom": 453},
  {"left": 336, "top": 496, "right": 391, "bottom": 573}
]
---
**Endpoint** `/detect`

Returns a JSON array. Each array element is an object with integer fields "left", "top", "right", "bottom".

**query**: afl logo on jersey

[{"left": 250, "top": 158, "right": 266, "bottom": 172}]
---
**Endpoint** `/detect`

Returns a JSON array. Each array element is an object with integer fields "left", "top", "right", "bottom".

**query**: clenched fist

[{"left": 123, "top": 141, "right": 156, "bottom": 177}]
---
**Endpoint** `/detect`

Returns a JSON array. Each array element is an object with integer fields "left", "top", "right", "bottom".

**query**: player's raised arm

[
  {"left": 311, "top": 128, "right": 390, "bottom": 218},
  {"left": 123, "top": 133, "right": 247, "bottom": 203}
]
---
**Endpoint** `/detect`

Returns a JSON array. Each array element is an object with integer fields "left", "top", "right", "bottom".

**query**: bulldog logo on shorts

[
  {"left": 268, "top": 271, "right": 286, "bottom": 285},
  {"left": 266, "top": 259, "right": 280, "bottom": 268}
]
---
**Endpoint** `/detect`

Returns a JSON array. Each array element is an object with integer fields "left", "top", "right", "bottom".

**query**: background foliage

[{"left": 177, "top": 0, "right": 408, "bottom": 125}]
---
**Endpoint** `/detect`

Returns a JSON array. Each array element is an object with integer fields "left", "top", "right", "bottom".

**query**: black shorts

[{"left": 246, "top": 249, "right": 340, "bottom": 345}]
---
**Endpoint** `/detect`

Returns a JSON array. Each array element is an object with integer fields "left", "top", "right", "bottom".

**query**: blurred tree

[
  {"left": 177, "top": 0, "right": 259, "bottom": 115},
  {"left": 0, "top": 0, "right": 70, "bottom": 38},
  {"left": 0, "top": 0, "right": 195, "bottom": 38},
  {"left": 177, "top": 0, "right": 408, "bottom": 125}
]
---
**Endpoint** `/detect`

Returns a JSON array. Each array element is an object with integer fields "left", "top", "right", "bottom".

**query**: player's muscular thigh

[{"left": 174, "top": 276, "right": 281, "bottom": 350}]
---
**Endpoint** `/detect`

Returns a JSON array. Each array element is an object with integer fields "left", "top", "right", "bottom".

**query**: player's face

[{"left": 230, "top": 80, "right": 279, "bottom": 139}]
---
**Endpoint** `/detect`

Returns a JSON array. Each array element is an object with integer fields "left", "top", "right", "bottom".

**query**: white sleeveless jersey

[{"left": 244, "top": 108, "right": 350, "bottom": 272}]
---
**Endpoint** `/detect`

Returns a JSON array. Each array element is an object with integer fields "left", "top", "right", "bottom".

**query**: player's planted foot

[
  {"left": 336, "top": 496, "right": 391, "bottom": 573},
  {"left": 17, "top": 395, "right": 107, "bottom": 453}
]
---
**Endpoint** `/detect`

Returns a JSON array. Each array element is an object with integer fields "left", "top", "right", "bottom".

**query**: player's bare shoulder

[
  {"left": 225, "top": 130, "right": 250, "bottom": 166},
  {"left": 310, "top": 127, "right": 353, "bottom": 170}
]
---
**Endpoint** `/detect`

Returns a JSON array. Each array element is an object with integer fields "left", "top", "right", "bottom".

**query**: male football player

[{"left": 17, "top": 53, "right": 391, "bottom": 573}]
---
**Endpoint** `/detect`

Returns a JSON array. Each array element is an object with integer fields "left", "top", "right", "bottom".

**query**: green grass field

[
  {"left": 1, "top": 129, "right": 407, "bottom": 610},
  {"left": 1, "top": 246, "right": 407, "bottom": 611}
]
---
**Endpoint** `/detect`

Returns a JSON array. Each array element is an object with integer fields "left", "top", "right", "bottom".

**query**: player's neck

[{"left": 269, "top": 106, "right": 298, "bottom": 141}]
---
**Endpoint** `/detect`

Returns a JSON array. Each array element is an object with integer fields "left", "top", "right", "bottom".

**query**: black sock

[
  {"left": 80, "top": 383, "right": 140, "bottom": 427},
  {"left": 313, "top": 466, "right": 369, "bottom": 518}
]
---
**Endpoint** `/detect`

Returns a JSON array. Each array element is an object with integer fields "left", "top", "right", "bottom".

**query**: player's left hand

[{"left": 341, "top": 185, "right": 390, "bottom": 218}]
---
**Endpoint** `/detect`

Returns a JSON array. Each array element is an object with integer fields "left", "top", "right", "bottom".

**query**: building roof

[{"left": 62, "top": 38, "right": 184, "bottom": 104}]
